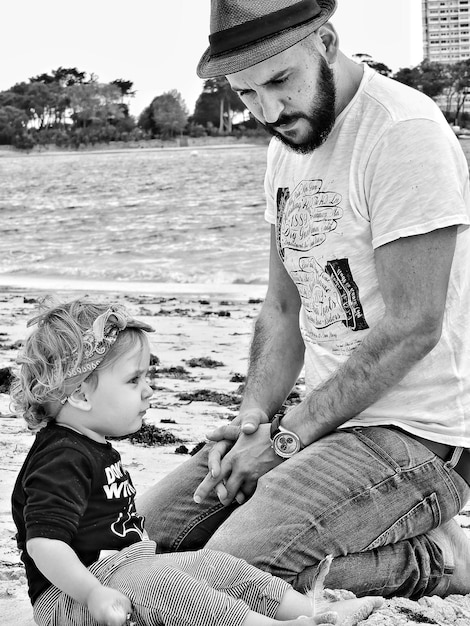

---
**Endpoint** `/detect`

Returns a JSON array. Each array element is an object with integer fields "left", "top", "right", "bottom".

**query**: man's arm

[
  {"left": 241, "top": 225, "right": 305, "bottom": 418},
  {"left": 194, "top": 226, "right": 305, "bottom": 502}
]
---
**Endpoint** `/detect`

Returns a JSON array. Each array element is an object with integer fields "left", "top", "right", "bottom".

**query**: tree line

[
  {"left": 0, "top": 68, "right": 139, "bottom": 149},
  {"left": 0, "top": 66, "right": 250, "bottom": 150},
  {"left": 2, "top": 57, "right": 470, "bottom": 150}
]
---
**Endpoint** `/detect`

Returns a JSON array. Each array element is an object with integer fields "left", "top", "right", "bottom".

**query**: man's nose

[{"left": 257, "top": 93, "right": 284, "bottom": 125}]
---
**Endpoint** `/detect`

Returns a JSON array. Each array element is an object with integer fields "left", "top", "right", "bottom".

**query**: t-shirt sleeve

[
  {"left": 365, "top": 119, "right": 470, "bottom": 248},
  {"left": 23, "top": 446, "right": 93, "bottom": 544}
]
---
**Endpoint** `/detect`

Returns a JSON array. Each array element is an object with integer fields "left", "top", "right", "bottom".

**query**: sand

[{"left": 0, "top": 284, "right": 469, "bottom": 626}]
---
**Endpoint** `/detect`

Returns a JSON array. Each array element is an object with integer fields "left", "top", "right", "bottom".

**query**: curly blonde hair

[{"left": 10, "top": 298, "right": 149, "bottom": 431}]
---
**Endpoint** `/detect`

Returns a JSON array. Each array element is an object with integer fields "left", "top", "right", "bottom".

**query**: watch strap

[{"left": 270, "top": 413, "right": 283, "bottom": 440}]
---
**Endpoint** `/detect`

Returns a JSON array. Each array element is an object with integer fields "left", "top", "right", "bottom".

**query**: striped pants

[{"left": 33, "top": 540, "right": 290, "bottom": 626}]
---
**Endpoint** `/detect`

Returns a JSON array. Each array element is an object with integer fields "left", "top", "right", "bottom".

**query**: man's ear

[
  {"left": 67, "top": 384, "right": 92, "bottom": 412},
  {"left": 317, "top": 23, "right": 339, "bottom": 63}
]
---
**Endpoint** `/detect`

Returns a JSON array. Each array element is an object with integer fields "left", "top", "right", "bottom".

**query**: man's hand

[
  {"left": 207, "top": 407, "right": 270, "bottom": 444},
  {"left": 194, "top": 423, "right": 282, "bottom": 506},
  {"left": 237, "top": 407, "right": 270, "bottom": 434},
  {"left": 204, "top": 408, "right": 270, "bottom": 484},
  {"left": 86, "top": 585, "right": 132, "bottom": 626}
]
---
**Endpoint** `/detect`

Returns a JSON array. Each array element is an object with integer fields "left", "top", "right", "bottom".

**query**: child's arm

[{"left": 27, "top": 537, "right": 131, "bottom": 626}]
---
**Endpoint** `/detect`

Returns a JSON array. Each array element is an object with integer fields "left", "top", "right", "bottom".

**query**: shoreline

[
  {"left": 0, "top": 139, "right": 269, "bottom": 159},
  {"left": 0, "top": 275, "right": 268, "bottom": 300}
]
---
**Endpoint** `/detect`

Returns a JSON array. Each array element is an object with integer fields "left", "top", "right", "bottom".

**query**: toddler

[{"left": 11, "top": 299, "right": 382, "bottom": 626}]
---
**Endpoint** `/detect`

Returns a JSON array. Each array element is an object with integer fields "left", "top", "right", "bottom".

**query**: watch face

[{"left": 273, "top": 431, "right": 301, "bottom": 458}]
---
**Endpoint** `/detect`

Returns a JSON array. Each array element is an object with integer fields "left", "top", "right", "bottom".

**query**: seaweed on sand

[{"left": 111, "top": 421, "right": 183, "bottom": 447}]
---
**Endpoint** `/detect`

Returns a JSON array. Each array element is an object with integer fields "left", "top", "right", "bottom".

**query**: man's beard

[{"left": 259, "top": 56, "right": 336, "bottom": 154}]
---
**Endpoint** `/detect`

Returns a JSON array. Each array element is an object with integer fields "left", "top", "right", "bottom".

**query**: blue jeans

[{"left": 138, "top": 426, "right": 470, "bottom": 599}]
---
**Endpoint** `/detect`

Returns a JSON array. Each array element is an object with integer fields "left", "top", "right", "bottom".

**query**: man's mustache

[{"left": 263, "top": 113, "right": 307, "bottom": 132}]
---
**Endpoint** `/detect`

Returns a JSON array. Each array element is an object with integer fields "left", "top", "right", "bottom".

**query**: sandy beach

[{"left": 1, "top": 283, "right": 469, "bottom": 626}]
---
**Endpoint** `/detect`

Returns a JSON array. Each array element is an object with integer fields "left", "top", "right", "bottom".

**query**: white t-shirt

[{"left": 264, "top": 65, "right": 470, "bottom": 447}]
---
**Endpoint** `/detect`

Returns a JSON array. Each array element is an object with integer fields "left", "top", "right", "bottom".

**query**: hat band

[{"left": 209, "top": 0, "right": 322, "bottom": 57}]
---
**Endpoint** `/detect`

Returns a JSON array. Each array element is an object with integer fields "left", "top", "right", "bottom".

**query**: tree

[
  {"left": 0, "top": 67, "right": 138, "bottom": 148},
  {"left": 139, "top": 90, "right": 188, "bottom": 138},
  {"left": 0, "top": 105, "right": 28, "bottom": 144},
  {"left": 28, "top": 67, "right": 89, "bottom": 126},
  {"left": 30, "top": 66, "right": 87, "bottom": 87},
  {"left": 68, "top": 81, "right": 124, "bottom": 128},
  {"left": 193, "top": 77, "right": 245, "bottom": 132},
  {"left": 138, "top": 106, "right": 153, "bottom": 135},
  {"left": 392, "top": 65, "right": 422, "bottom": 89},
  {"left": 0, "top": 81, "right": 63, "bottom": 128},
  {"left": 111, "top": 79, "right": 135, "bottom": 100},
  {"left": 393, "top": 60, "right": 450, "bottom": 100},
  {"left": 352, "top": 53, "right": 392, "bottom": 77},
  {"left": 446, "top": 59, "right": 470, "bottom": 124},
  {"left": 192, "top": 91, "right": 220, "bottom": 129},
  {"left": 111, "top": 79, "right": 136, "bottom": 117}
]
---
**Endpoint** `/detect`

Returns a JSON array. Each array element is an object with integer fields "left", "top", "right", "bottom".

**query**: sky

[{"left": 1, "top": 1, "right": 423, "bottom": 118}]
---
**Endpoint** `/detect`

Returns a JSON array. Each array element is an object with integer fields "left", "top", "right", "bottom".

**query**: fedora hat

[{"left": 197, "top": 0, "right": 337, "bottom": 78}]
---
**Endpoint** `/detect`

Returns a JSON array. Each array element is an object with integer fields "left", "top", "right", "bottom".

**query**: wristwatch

[{"left": 270, "top": 414, "right": 302, "bottom": 459}]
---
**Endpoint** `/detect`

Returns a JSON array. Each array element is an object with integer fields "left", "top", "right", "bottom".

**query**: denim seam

[
  {"left": 171, "top": 503, "right": 230, "bottom": 551},
  {"left": 352, "top": 428, "right": 402, "bottom": 473},
  {"left": 303, "top": 473, "right": 400, "bottom": 531},
  {"left": 363, "top": 491, "right": 442, "bottom": 551},
  {"left": 432, "top": 456, "right": 464, "bottom": 512}
]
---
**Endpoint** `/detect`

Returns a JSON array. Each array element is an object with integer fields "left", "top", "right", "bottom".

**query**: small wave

[{"left": 0, "top": 264, "right": 268, "bottom": 286}]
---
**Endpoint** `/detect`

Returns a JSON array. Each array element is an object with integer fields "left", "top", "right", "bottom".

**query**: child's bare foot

[
  {"left": 301, "top": 554, "right": 382, "bottom": 624},
  {"left": 428, "top": 519, "right": 470, "bottom": 596},
  {"left": 280, "top": 615, "right": 338, "bottom": 626},
  {"left": 312, "top": 597, "right": 383, "bottom": 625}
]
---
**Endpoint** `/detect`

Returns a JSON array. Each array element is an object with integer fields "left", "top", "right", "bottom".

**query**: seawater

[{"left": 0, "top": 145, "right": 270, "bottom": 285}]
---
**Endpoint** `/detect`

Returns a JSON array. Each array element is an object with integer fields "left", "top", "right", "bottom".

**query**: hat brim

[{"left": 196, "top": 1, "right": 337, "bottom": 78}]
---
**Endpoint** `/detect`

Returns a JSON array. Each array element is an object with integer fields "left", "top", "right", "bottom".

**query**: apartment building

[{"left": 423, "top": 0, "right": 470, "bottom": 62}]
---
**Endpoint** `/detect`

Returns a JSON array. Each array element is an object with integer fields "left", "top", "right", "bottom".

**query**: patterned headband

[{"left": 64, "top": 305, "right": 153, "bottom": 380}]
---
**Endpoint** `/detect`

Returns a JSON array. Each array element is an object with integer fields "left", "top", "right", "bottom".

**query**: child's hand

[
  {"left": 26, "top": 538, "right": 133, "bottom": 625},
  {"left": 86, "top": 585, "right": 132, "bottom": 626}
]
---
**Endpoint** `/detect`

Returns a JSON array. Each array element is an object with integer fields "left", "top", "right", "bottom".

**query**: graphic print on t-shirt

[
  {"left": 112, "top": 501, "right": 145, "bottom": 539},
  {"left": 103, "top": 459, "right": 145, "bottom": 540},
  {"left": 276, "top": 180, "right": 369, "bottom": 339}
]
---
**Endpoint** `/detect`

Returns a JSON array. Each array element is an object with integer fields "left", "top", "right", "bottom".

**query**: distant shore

[
  {"left": 2, "top": 129, "right": 470, "bottom": 160},
  {"left": 0, "top": 135, "right": 270, "bottom": 157}
]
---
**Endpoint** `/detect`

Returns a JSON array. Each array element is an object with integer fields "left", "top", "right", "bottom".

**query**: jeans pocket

[{"left": 363, "top": 491, "right": 442, "bottom": 550}]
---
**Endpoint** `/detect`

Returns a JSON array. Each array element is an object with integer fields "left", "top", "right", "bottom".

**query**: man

[{"left": 139, "top": 0, "right": 470, "bottom": 599}]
